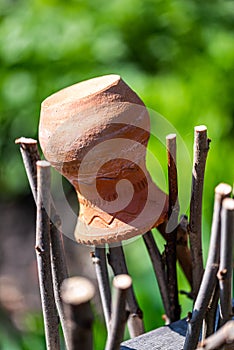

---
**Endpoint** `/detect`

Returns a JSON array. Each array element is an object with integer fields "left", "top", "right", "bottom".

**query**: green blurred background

[{"left": 0, "top": 0, "right": 233, "bottom": 349}]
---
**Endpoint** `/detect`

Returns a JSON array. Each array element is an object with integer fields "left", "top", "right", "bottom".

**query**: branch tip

[{"left": 15, "top": 137, "right": 38, "bottom": 145}]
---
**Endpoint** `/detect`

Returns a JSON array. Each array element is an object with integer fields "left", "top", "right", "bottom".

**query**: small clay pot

[{"left": 39, "top": 74, "right": 168, "bottom": 245}]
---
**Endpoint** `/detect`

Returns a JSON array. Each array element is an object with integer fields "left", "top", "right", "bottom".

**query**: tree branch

[
  {"left": 189, "top": 126, "right": 210, "bottom": 298},
  {"left": 166, "top": 134, "right": 180, "bottom": 229},
  {"left": 158, "top": 216, "right": 193, "bottom": 288},
  {"left": 61, "top": 277, "right": 95, "bottom": 350},
  {"left": 143, "top": 231, "right": 171, "bottom": 324},
  {"left": 217, "top": 198, "right": 234, "bottom": 327},
  {"left": 184, "top": 183, "right": 232, "bottom": 350},
  {"left": 165, "top": 134, "right": 180, "bottom": 322},
  {"left": 35, "top": 161, "right": 60, "bottom": 350},
  {"left": 15, "top": 138, "right": 40, "bottom": 201},
  {"left": 196, "top": 320, "right": 234, "bottom": 350},
  {"left": 105, "top": 274, "right": 132, "bottom": 350},
  {"left": 176, "top": 215, "right": 193, "bottom": 287},
  {"left": 15, "top": 137, "right": 69, "bottom": 347},
  {"left": 91, "top": 246, "right": 112, "bottom": 333},
  {"left": 107, "top": 244, "right": 144, "bottom": 338},
  {"left": 202, "top": 280, "right": 220, "bottom": 339}
]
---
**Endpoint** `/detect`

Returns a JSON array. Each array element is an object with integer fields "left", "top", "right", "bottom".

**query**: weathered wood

[
  {"left": 121, "top": 300, "right": 234, "bottom": 350},
  {"left": 121, "top": 318, "right": 187, "bottom": 350}
]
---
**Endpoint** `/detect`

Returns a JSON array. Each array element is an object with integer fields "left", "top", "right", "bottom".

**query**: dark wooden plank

[
  {"left": 121, "top": 318, "right": 187, "bottom": 350},
  {"left": 121, "top": 300, "right": 234, "bottom": 349}
]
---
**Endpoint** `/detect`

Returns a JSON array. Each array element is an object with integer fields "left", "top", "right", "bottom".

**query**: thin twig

[
  {"left": 107, "top": 244, "right": 144, "bottom": 338},
  {"left": 61, "top": 277, "right": 95, "bottom": 350},
  {"left": 217, "top": 197, "right": 234, "bottom": 327},
  {"left": 15, "top": 137, "right": 69, "bottom": 347},
  {"left": 184, "top": 183, "right": 232, "bottom": 350},
  {"left": 189, "top": 125, "right": 210, "bottom": 298},
  {"left": 196, "top": 320, "right": 234, "bottom": 350},
  {"left": 35, "top": 160, "right": 60, "bottom": 350},
  {"left": 105, "top": 274, "right": 132, "bottom": 350},
  {"left": 165, "top": 134, "right": 180, "bottom": 322},
  {"left": 143, "top": 231, "right": 171, "bottom": 324},
  {"left": 91, "top": 246, "right": 112, "bottom": 333}
]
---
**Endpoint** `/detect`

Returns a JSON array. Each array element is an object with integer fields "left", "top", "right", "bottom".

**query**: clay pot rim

[{"left": 41, "top": 74, "right": 122, "bottom": 109}]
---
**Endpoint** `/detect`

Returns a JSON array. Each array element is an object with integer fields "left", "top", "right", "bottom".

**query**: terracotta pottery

[{"left": 39, "top": 74, "right": 168, "bottom": 245}]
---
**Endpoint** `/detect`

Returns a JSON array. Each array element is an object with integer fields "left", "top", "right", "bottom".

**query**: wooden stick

[
  {"left": 143, "top": 231, "right": 171, "bottom": 324},
  {"left": 165, "top": 134, "right": 180, "bottom": 322},
  {"left": 166, "top": 134, "right": 180, "bottom": 230},
  {"left": 176, "top": 215, "right": 193, "bottom": 287},
  {"left": 202, "top": 280, "right": 220, "bottom": 339},
  {"left": 196, "top": 320, "right": 234, "bottom": 350},
  {"left": 107, "top": 244, "right": 144, "bottom": 338},
  {"left": 49, "top": 221, "right": 69, "bottom": 344},
  {"left": 35, "top": 161, "right": 60, "bottom": 350},
  {"left": 184, "top": 183, "right": 232, "bottom": 350},
  {"left": 91, "top": 246, "right": 112, "bottom": 332},
  {"left": 189, "top": 126, "right": 210, "bottom": 298},
  {"left": 61, "top": 277, "right": 95, "bottom": 350},
  {"left": 217, "top": 197, "right": 234, "bottom": 327},
  {"left": 158, "top": 216, "right": 193, "bottom": 288},
  {"left": 105, "top": 274, "right": 132, "bottom": 350},
  {"left": 15, "top": 137, "right": 69, "bottom": 347},
  {"left": 15, "top": 138, "right": 40, "bottom": 201}
]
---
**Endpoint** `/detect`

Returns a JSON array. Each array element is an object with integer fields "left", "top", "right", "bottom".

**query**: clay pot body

[{"left": 39, "top": 75, "right": 168, "bottom": 245}]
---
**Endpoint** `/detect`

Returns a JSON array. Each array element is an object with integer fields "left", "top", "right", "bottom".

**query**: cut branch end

[
  {"left": 61, "top": 277, "right": 95, "bottom": 305},
  {"left": 15, "top": 137, "right": 38, "bottom": 145},
  {"left": 113, "top": 274, "right": 132, "bottom": 290}
]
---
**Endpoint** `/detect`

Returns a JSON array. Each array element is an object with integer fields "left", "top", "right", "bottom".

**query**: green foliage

[
  {"left": 0, "top": 311, "right": 46, "bottom": 350},
  {"left": 0, "top": 0, "right": 233, "bottom": 348}
]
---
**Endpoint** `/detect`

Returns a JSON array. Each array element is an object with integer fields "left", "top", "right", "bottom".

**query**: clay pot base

[
  {"left": 75, "top": 177, "right": 168, "bottom": 245},
  {"left": 39, "top": 74, "right": 168, "bottom": 245}
]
